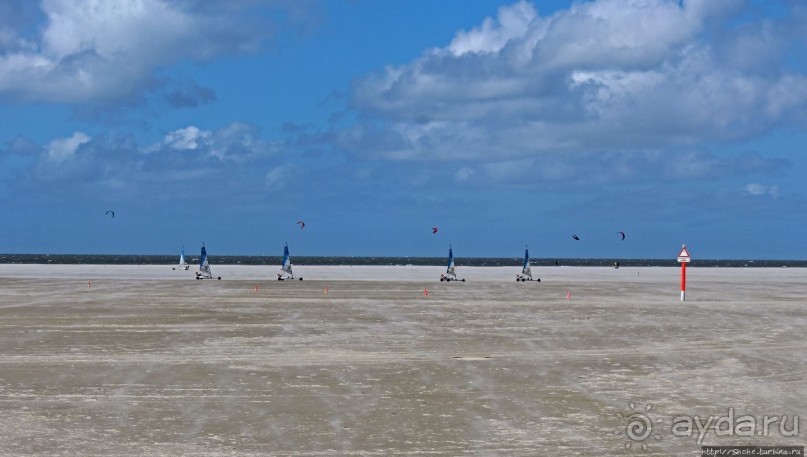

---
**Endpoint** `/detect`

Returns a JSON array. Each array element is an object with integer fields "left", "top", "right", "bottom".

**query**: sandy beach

[{"left": 0, "top": 264, "right": 804, "bottom": 455}]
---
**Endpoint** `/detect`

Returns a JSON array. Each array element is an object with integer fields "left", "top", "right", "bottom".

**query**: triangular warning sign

[{"left": 677, "top": 245, "right": 691, "bottom": 262}]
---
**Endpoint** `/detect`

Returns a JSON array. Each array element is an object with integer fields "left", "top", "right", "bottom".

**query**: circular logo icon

[{"left": 616, "top": 402, "right": 663, "bottom": 451}]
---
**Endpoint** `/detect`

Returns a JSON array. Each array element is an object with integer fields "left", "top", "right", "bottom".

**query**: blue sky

[{"left": 1, "top": 0, "right": 806, "bottom": 259}]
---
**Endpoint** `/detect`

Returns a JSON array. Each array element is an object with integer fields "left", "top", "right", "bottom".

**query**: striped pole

[{"left": 680, "top": 262, "right": 686, "bottom": 301}]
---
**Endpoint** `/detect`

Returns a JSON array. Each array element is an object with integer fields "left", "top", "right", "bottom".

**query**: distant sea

[{"left": 0, "top": 254, "right": 804, "bottom": 268}]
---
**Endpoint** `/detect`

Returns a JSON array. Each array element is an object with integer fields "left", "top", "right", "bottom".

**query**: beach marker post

[{"left": 677, "top": 244, "right": 691, "bottom": 301}]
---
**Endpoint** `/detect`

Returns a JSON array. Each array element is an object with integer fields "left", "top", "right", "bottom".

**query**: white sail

[{"left": 178, "top": 246, "right": 188, "bottom": 270}]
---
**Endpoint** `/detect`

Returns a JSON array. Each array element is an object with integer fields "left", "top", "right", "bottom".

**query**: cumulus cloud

[
  {"left": 448, "top": 1, "right": 536, "bottom": 57},
  {"left": 46, "top": 131, "right": 90, "bottom": 163},
  {"left": 0, "top": 0, "right": 315, "bottom": 105},
  {"left": 163, "top": 126, "right": 211, "bottom": 151},
  {"left": 147, "top": 122, "right": 283, "bottom": 161},
  {"left": 0, "top": 0, "right": 193, "bottom": 103},
  {"left": 15, "top": 123, "right": 293, "bottom": 204},
  {"left": 346, "top": 0, "right": 807, "bottom": 169}
]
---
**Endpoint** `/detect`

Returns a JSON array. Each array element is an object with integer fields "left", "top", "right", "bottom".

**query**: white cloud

[
  {"left": 22, "top": 126, "right": 289, "bottom": 200},
  {"left": 163, "top": 126, "right": 211, "bottom": 151},
  {"left": 0, "top": 0, "right": 309, "bottom": 104},
  {"left": 0, "top": 0, "right": 193, "bottom": 103},
  {"left": 448, "top": 1, "right": 535, "bottom": 57},
  {"left": 148, "top": 123, "right": 281, "bottom": 161},
  {"left": 46, "top": 131, "right": 90, "bottom": 163},
  {"left": 347, "top": 0, "right": 807, "bottom": 168}
]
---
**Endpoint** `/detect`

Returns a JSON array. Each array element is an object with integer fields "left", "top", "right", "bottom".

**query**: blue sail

[
  {"left": 446, "top": 245, "right": 456, "bottom": 277},
  {"left": 522, "top": 247, "right": 530, "bottom": 272},
  {"left": 281, "top": 243, "right": 293, "bottom": 277},
  {"left": 522, "top": 246, "right": 532, "bottom": 277},
  {"left": 197, "top": 243, "right": 213, "bottom": 278},
  {"left": 520, "top": 245, "right": 532, "bottom": 280},
  {"left": 199, "top": 245, "right": 208, "bottom": 269}
]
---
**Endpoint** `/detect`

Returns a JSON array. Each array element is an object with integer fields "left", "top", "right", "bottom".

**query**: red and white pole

[
  {"left": 680, "top": 261, "right": 686, "bottom": 301},
  {"left": 677, "top": 244, "right": 690, "bottom": 301}
]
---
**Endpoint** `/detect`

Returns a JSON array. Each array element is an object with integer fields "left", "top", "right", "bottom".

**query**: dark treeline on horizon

[{"left": 0, "top": 254, "right": 805, "bottom": 268}]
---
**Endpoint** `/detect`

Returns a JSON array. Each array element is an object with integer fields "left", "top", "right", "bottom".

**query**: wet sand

[{"left": 0, "top": 265, "right": 804, "bottom": 455}]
